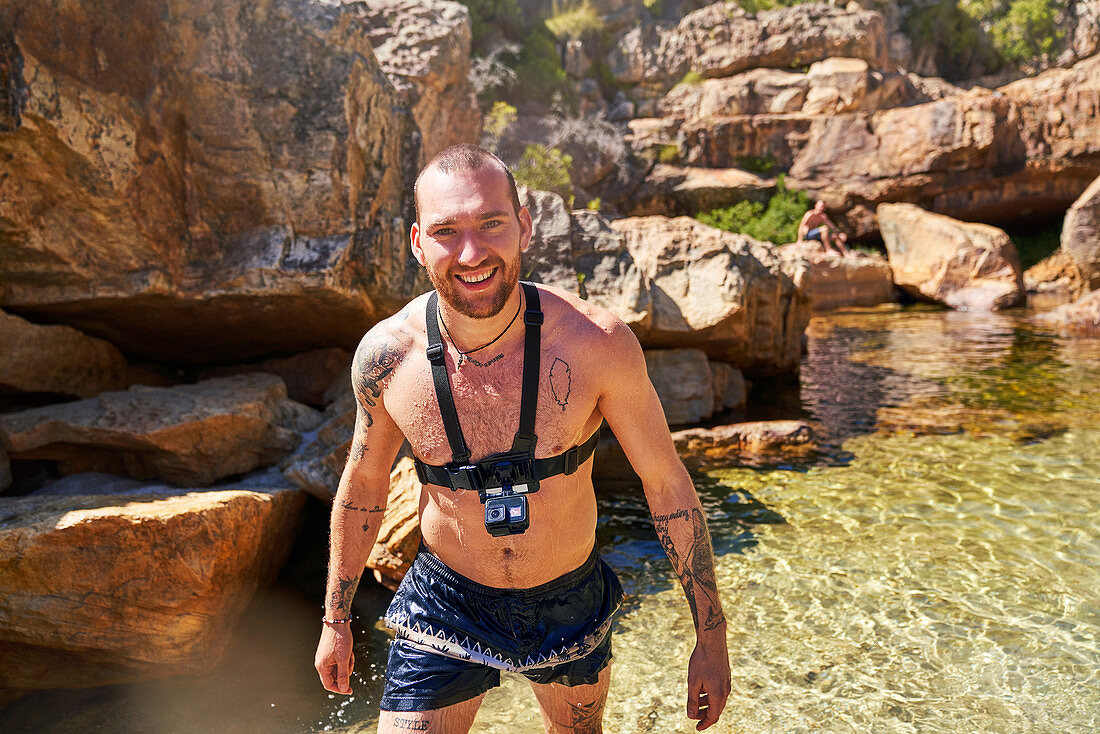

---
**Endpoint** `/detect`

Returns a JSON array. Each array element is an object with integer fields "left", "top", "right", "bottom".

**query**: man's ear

[
  {"left": 410, "top": 221, "right": 426, "bottom": 266},
  {"left": 518, "top": 206, "right": 534, "bottom": 253}
]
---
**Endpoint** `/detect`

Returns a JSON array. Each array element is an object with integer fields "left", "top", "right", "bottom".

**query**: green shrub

[
  {"left": 677, "top": 70, "right": 705, "bottom": 86},
  {"left": 905, "top": 0, "right": 1003, "bottom": 79},
  {"left": 737, "top": 154, "right": 777, "bottom": 176},
  {"left": 460, "top": 0, "right": 524, "bottom": 55},
  {"left": 514, "top": 144, "right": 574, "bottom": 204},
  {"left": 657, "top": 144, "right": 680, "bottom": 164},
  {"left": 989, "top": 0, "right": 1065, "bottom": 66},
  {"left": 513, "top": 25, "right": 573, "bottom": 106},
  {"left": 737, "top": 0, "right": 817, "bottom": 13},
  {"left": 695, "top": 175, "right": 810, "bottom": 244},
  {"left": 545, "top": 0, "right": 604, "bottom": 41},
  {"left": 483, "top": 101, "right": 517, "bottom": 143}
]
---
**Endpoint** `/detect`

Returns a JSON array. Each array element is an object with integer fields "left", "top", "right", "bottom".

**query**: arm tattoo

[
  {"left": 330, "top": 572, "right": 361, "bottom": 615},
  {"left": 654, "top": 507, "right": 725, "bottom": 632},
  {"left": 550, "top": 357, "right": 572, "bottom": 410},
  {"left": 355, "top": 333, "right": 402, "bottom": 426},
  {"left": 393, "top": 718, "right": 428, "bottom": 730}
]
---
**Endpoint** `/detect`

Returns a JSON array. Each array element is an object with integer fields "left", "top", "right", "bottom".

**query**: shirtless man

[
  {"left": 798, "top": 200, "right": 849, "bottom": 256},
  {"left": 314, "top": 144, "right": 731, "bottom": 733}
]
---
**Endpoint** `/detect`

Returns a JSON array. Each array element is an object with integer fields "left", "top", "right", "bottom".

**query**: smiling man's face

[{"left": 411, "top": 163, "right": 533, "bottom": 319}]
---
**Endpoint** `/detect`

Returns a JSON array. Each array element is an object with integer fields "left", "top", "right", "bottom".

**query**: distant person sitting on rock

[{"left": 798, "top": 200, "right": 850, "bottom": 256}]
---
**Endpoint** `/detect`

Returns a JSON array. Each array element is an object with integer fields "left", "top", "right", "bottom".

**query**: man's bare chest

[{"left": 386, "top": 346, "right": 596, "bottom": 465}]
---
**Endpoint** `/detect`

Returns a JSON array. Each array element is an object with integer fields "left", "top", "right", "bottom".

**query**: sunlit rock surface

[
  {"left": 0, "top": 308, "right": 130, "bottom": 398},
  {"left": 0, "top": 374, "right": 322, "bottom": 486},
  {"left": 199, "top": 347, "right": 351, "bottom": 408},
  {"left": 0, "top": 475, "right": 304, "bottom": 692},
  {"left": 878, "top": 203, "right": 1024, "bottom": 311},
  {"left": 0, "top": 0, "right": 423, "bottom": 364},
  {"left": 778, "top": 241, "right": 896, "bottom": 311},
  {"left": 1037, "top": 288, "right": 1100, "bottom": 336},
  {"left": 644, "top": 348, "right": 715, "bottom": 425},
  {"left": 357, "top": 0, "right": 481, "bottom": 163}
]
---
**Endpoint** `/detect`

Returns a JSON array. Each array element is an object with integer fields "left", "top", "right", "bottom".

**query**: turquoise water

[{"left": 3, "top": 307, "right": 1098, "bottom": 733}]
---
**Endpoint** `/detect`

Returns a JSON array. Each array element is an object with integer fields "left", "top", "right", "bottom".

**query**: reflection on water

[{"left": 2, "top": 307, "right": 1098, "bottom": 733}]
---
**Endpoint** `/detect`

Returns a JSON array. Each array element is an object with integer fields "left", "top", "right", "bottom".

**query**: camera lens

[{"left": 487, "top": 506, "right": 504, "bottom": 522}]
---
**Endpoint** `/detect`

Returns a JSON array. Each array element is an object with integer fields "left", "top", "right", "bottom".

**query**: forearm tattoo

[
  {"left": 329, "top": 572, "right": 361, "bottom": 615},
  {"left": 653, "top": 507, "right": 725, "bottom": 632}
]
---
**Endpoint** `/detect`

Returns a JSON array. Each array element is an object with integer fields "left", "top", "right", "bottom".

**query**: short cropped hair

[{"left": 414, "top": 144, "right": 521, "bottom": 222}]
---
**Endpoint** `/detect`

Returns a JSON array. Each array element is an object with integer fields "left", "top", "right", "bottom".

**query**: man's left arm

[{"left": 597, "top": 320, "right": 731, "bottom": 731}]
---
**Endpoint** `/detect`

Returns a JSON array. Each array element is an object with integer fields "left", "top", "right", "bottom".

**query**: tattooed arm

[
  {"left": 315, "top": 323, "right": 407, "bottom": 696},
  {"left": 597, "top": 319, "right": 731, "bottom": 731}
]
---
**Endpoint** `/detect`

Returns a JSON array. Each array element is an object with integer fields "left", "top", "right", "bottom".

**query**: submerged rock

[
  {"left": 1037, "top": 288, "right": 1100, "bottom": 336},
  {"left": 878, "top": 204, "right": 1024, "bottom": 311},
  {"left": 0, "top": 374, "right": 322, "bottom": 486},
  {"left": 0, "top": 478, "right": 305, "bottom": 692},
  {"left": 0, "top": 309, "right": 130, "bottom": 399}
]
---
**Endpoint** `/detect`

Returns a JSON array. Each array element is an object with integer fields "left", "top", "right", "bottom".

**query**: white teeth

[{"left": 457, "top": 269, "right": 494, "bottom": 284}]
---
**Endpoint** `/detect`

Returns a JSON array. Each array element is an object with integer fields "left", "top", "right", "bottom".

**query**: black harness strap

[{"left": 417, "top": 282, "right": 598, "bottom": 493}]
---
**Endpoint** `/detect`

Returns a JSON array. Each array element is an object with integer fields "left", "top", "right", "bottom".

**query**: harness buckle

[
  {"left": 524, "top": 310, "right": 544, "bottom": 327},
  {"left": 443, "top": 463, "right": 482, "bottom": 492},
  {"left": 426, "top": 342, "right": 445, "bottom": 363},
  {"left": 563, "top": 446, "right": 580, "bottom": 475}
]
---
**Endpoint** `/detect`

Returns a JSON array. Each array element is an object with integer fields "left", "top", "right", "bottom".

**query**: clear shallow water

[{"left": 3, "top": 307, "right": 1099, "bottom": 733}]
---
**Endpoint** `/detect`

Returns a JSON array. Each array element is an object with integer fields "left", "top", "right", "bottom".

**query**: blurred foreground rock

[
  {"left": 0, "top": 476, "right": 305, "bottom": 692},
  {"left": 878, "top": 204, "right": 1024, "bottom": 311},
  {"left": 0, "top": 374, "right": 322, "bottom": 486}
]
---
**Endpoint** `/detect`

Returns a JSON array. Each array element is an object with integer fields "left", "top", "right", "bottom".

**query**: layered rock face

[
  {"left": 0, "top": 374, "right": 322, "bottom": 486},
  {"left": 879, "top": 204, "right": 1024, "bottom": 311},
  {"left": 0, "top": 478, "right": 305, "bottom": 691},
  {"left": 609, "top": 2, "right": 887, "bottom": 95},
  {"left": 357, "top": 0, "right": 481, "bottom": 163},
  {"left": 0, "top": 0, "right": 423, "bottom": 365},
  {"left": 1060, "top": 174, "right": 1100, "bottom": 293},
  {"left": 777, "top": 242, "right": 896, "bottom": 311}
]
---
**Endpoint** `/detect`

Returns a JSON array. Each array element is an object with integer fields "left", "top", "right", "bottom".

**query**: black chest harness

[{"left": 412, "top": 282, "right": 600, "bottom": 508}]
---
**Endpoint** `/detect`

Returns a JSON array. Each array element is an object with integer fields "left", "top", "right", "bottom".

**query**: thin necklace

[{"left": 439, "top": 294, "right": 522, "bottom": 368}]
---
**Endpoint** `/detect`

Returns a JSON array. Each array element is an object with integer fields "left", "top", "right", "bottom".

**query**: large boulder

[
  {"left": 607, "top": 216, "right": 811, "bottom": 373},
  {"left": 878, "top": 203, "right": 1024, "bottom": 311},
  {"left": 0, "top": 474, "right": 305, "bottom": 692},
  {"left": 357, "top": 0, "right": 480, "bottom": 164},
  {"left": 199, "top": 347, "right": 351, "bottom": 408},
  {"left": 368, "top": 456, "right": 422, "bottom": 590},
  {"left": 0, "top": 0, "right": 423, "bottom": 365},
  {"left": 0, "top": 309, "right": 130, "bottom": 399},
  {"left": 619, "top": 164, "right": 775, "bottom": 217},
  {"left": 1060, "top": 174, "right": 1100, "bottom": 294},
  {"left": 609, "top": 2, "right": 888, "bottom": 94},
  {"left": 0, "top": 374, "right": 322, "bottom": 486},
  {"left": 777, "top": 242, "right": 896, "bottom": 311}
]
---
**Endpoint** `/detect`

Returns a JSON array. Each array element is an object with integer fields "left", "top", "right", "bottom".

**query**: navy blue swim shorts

[
  {"left": 380, "top": 543, "right": 624, "bottom": 712},
  {"left": 806, "top": 226, "right": 824, "bottom": 242}
]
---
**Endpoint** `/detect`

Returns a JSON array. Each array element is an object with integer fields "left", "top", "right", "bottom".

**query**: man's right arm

[
  {"left": 314, "top": 325, "right": 406, "bottom": 695},
  {"left": 797, "top": 210, "right": 812, "bottom": 241}
]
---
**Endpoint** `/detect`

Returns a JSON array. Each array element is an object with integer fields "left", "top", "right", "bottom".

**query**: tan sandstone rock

[
  {"left": 710, "top": 361, "right": 747, "bottom": 413},
  {"left": 0, "top": 309, "right": 130, "bottom": 398},
  {"left": 609, "top": 2, "right": 887, "bottom": 93},
  {"left": 368, "top": 456, "right": 422, "bottom": 590},
  {"left": 878, "top": 203, "right": 1024, "bottom": 311},
  {"left": 200, "top": 347, "right": 352, "bottom": 407},
  {"left": 778, "top": 241, "right": 896, "bottom": 310},
  {"left": 1037, "top": 288, "right": 1100, "bottom": 335},
  {"left": 0, "top": 479, "right": 305, "bottom": 691},
  {"left": 1060, "top": 174, "right": 1100, "bottom": 293},
  {"left": 644, "top": 349, "right": 716, "bottom": 425},
  {"left": 0, "top": 0, "right": 424, "bottom": 365},
  {"left": 619, "top": 164, "right": 775, "bottom": 217},
  {"left": 608, "top": 216, "right": 811, "bottom": 373},
  {"left": 0, "top": 374, "right": 322, "bottom": 486},
  {"left": 357, "top": 0, "right": 481, "bottom": 163},
  {"left": 673, "top": 419, "right": 815, "bottom": 455}
]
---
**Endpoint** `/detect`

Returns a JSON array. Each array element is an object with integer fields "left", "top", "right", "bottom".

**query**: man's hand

[
  {"left": 315, "top": 624, "right": 355, "bottom": 695},
  {"left": 686, "top": 631, "right": 731, "bottom": 731}
]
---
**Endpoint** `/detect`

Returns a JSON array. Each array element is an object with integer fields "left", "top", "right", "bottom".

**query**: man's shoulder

[
  {"left": 352, "top": 295, "right": 429, "bottom": 370},
  {"left": 533, "top": 282, "right": 638, "bottom": 360}
]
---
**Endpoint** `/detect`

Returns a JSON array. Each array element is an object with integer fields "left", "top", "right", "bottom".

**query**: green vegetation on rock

[
  {"left": 695, "top": 175, "right": 810, "bottom": 245},
  {"left": 514, "top": 144, "right": 574, "bottom": 204},
  {"left": 545, "top": 1, "right": 604, "bottom": 40}
]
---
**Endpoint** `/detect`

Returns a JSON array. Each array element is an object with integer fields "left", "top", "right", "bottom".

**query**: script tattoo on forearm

[
  {"left": 338, "top": 500, "right": 385, "bottom": 533},
  {"left": 355, "top": 335, "right": 401, "bottom": 427},
  {"left": 330, "top": 572, "right": 360, "bottom": 615},
  {"left": 653, "top": 507, "right": 725, "bottom": 632}
]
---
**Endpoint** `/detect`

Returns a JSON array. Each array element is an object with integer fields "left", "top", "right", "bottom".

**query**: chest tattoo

[{"left": 550, "top": 357, "right": 572, "bottom": 411}]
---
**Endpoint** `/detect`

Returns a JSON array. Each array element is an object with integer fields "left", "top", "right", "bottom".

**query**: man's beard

[{"left": 427, "top": 252, "right": 521, "bottom": 319}]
